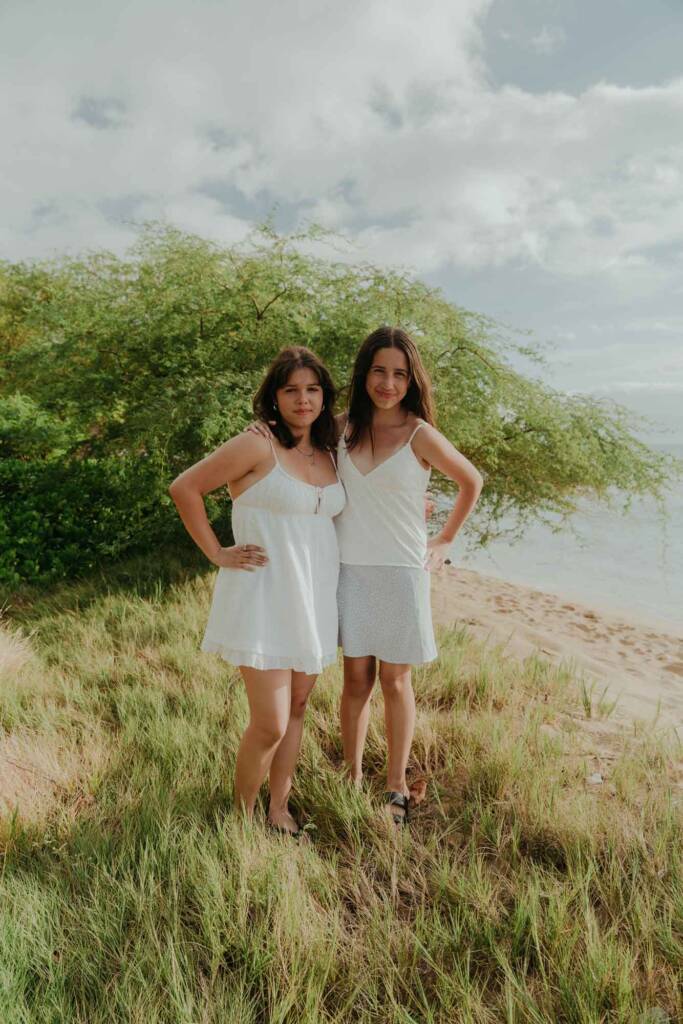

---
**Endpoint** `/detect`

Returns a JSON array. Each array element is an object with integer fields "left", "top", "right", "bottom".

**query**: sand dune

[{"left": 432, "top": 568, "right": 683, "bottom": 734}]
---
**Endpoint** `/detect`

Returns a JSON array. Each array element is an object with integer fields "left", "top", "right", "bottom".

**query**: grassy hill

[{"left": 1, "top": 552, "right": 681, "bottom": 1023}]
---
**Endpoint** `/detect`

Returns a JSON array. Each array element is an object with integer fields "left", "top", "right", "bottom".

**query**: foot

[
  {"left": 383, "top": 790, "right": 410, "bottom": 826},
  {"left": 267, "top": 806, "right": 301, "bottom": 835},
  {"left": 341, "top": 764, "right": 364, "bottom": 789}
]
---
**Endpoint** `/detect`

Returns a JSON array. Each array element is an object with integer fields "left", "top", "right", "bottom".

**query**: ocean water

[{"left": 452, "top": 443, "right": 683, "bottom": 631}]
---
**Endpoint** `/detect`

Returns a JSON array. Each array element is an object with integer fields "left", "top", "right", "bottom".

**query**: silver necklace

[{"left": 295, "top": 444, "right": 316, "bottom": 461}]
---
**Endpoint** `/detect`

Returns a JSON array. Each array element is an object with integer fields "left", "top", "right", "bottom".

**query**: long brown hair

[
  {"left": 253, "top": 346, "right": 337, "bottom": 451},
  {"left": 346, "top": 326, "right": 435, "bottom": 450}
]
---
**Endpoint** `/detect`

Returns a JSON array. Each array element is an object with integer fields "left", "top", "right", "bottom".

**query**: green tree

[{"left": 0, "top": 223, "right": 678, "bottom": 581}]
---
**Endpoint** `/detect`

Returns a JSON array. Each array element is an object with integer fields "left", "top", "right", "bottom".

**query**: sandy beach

[{"left": 432, "top": 567, "right": 683, "bottom": 734}]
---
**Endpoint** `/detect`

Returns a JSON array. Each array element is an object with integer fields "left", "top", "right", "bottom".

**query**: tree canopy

[{"left": 0, "top": 222, "right": 678, "bottom": 572}]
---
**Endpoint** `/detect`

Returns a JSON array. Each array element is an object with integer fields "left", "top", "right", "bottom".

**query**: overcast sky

[{"left": 2, "top": 0, "right": 682, "bottom": 439}]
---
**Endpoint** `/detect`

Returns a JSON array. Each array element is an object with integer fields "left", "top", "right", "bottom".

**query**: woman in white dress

[
  {"left": 335, "top": 326, "right": 483, "bottom": 825},
  {"left": 169, "top": 347, "right": 345, "bottom": 835}
]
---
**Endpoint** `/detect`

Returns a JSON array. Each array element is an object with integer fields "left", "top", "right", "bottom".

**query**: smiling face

[
  {"left": 365, "top": 346, "right": 411, "bottom": 410},
  {"left": 275, "top": 366, "right": 324, "bottom": 432}
]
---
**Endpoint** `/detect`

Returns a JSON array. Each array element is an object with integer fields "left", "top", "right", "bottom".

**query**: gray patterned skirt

[{"left": 337, "top": 563, "right": 437, "bottom": 665}]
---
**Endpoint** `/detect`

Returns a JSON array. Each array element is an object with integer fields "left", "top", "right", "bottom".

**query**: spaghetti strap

[
  {"left": 408, "top": 421, "right": 425, "bottom": 443},
  {"left": 327, "top": 449, "right": 341, "bottom": 479},
  {"left": 266, "top": 434, "right": 280, "bottom": 464}
]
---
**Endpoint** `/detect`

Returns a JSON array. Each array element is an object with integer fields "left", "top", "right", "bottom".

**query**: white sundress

[{"left": 201, "top": 443, "right": 346, "bottom": 674}]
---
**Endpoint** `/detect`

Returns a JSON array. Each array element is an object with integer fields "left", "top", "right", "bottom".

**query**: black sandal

[
  {"left": 267, "top": 821, "right": 302, "bottom": 840},
  {"left": 384, "top": 790, "right": 410, "bottom": 826}
]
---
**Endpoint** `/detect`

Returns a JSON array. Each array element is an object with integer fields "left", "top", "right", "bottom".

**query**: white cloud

[
  {"left": 1, "top": 0, "right": 682, "bottom": 310},
  {"left": 0, "top": 0, "right": 489, "bottom": 256},
  {"left": 2, "top": 0, "right": 681, "bottom": 435}
]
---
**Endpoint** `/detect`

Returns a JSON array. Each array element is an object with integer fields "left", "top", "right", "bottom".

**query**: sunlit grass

[{"left": 1, "top": 551, "right": 681, "bottom": 1023}]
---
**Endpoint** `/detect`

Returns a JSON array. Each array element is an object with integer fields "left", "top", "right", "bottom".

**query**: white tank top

[{"left": 335, "top": 422, "right": 430, "bottom": 568}]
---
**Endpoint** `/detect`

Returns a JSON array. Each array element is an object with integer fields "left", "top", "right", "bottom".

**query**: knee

[
  {"left": 379, "top": 668, "right": 411, "bottom": 701},
  {"left": 290, "top": 690, "right": 312, "bottom": 718},
  {"left": 249, "top": 717, "right": 288, "bottom": 749},
  {"left": 344, "top": 671, "right": 376, "bottom": 701}
]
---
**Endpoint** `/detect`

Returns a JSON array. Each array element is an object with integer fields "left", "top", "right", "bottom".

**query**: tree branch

[
  {"left": 434, "top": 343, "right": 500, "bottom": 374},
  {"left": 468, "top": 424, "right": 539, "bottom": 458},
  {"left": 258, "top": 287, "right": 289, "bottom": 318}
]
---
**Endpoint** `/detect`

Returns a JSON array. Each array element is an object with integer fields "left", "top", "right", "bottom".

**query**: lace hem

[{"left": 201, "top": 639, "right": 338, "bottom": 674}]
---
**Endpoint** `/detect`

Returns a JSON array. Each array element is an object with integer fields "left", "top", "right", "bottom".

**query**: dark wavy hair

[
  {"left": 346, "top": 326, "right": 436, "bottom": 450},
  {"left": 253, "top": 346, "right": 337, "bottom": 451}
]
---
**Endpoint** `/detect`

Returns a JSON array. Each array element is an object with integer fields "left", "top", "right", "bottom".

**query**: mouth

[{"left": 376, "top": 391, "right": 395, "bottom": 399}]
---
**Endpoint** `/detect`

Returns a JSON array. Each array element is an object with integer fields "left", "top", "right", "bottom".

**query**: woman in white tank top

[
  {"left": 335, "top": 326, "right": 483, "bottom": 826},
  {"left": 169, "top": 347, "right": 345, "bottom": 836}
]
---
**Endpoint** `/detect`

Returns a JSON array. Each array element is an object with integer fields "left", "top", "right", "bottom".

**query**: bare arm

[
  {"left": 168, "top": 433, "right": 270, "bottom": 570},
  {"left": 412, "top": 425, "right": 484, "bottom": 570}
]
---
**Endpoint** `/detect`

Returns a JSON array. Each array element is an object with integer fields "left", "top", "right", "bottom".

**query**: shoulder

[
  {"left": 410, "top": 422, "right": 448, "bottom": 456},
  {"left": 170, "top": 429, "right": 272, "bottom": 494},
  {"left": 410, "top": 418, "right": 438, "bottom": 442},
  {"left": 406, "top": 420, "right": 439, "bottom": 469},
  {"left": 217, "top": 430, "right": 272, "bottom": 462},
  {"left": 412, "top": 419, "right": 437, "bottom": 436}
]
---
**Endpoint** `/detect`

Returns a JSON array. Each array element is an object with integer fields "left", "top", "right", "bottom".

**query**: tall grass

[{"left": 1, "top": 551, "right": 681, "bottom": 1023}]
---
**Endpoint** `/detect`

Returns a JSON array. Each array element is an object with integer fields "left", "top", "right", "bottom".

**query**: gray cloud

[
  {"left": 194, "top": 180, "right": 308, "bottom": 233},
  {"left": 98, "top": 193, "right": 149, "bottom": 223},
  {"left": 72, "top": 95, "right": 127, "bottom": 130},
  {"left": 31, "top": 201, "right": 59, "bottom": 222},
  {"left": 368, "top": 85, "right": 404, "bottom": 130},
  {"left": 202, "top": 126, "right": 244, "bottom": 152},
  {"left": 589, "top": 216, "right": 617, "bottom": 238},
  {"left": 630, "top": 237, "right": 683, "bottom": 263}
]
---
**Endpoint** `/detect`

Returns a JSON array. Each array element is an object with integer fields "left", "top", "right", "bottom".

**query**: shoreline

[
  {"left": 431, "top": 567, "right": 683, "bottom": 734},
  {"left": 457, "top": 558, "right": 682, "bottom": 635}
]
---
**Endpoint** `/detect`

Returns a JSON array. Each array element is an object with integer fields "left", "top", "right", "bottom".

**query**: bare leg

[
  {"left": 233, "top": 666, "right": 291, "bottom": 816},
  {"left": 378, "top": 661, "right": 414, "bottom": 821},
  {"left": 268, "top": 671, "right": 317, "bottom": 832},
  {"left": 340, "top": 655, "right": 376, "bottom": 786}
]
